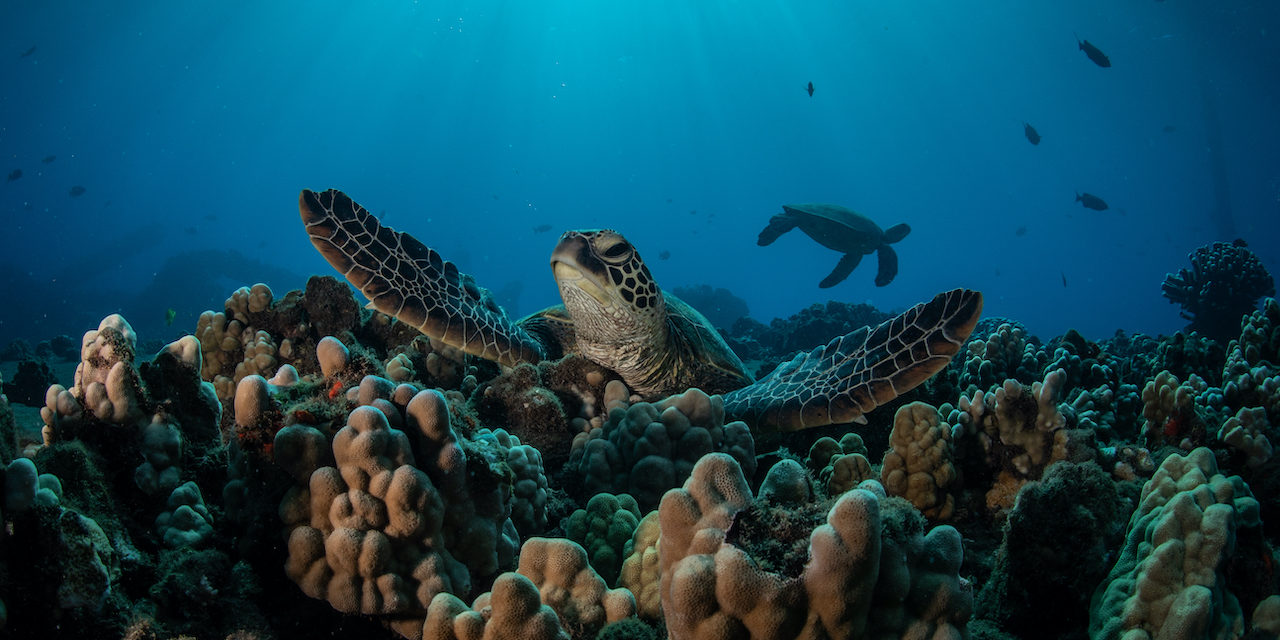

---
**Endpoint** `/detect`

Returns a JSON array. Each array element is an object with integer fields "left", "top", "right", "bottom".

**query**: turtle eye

[{"left": 601, "top": 242, "right": 631, "bottom": 260}]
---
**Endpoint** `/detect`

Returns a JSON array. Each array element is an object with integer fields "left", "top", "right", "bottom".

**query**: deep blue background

[{"left": 2, "top": 1, "right": 1278, "bottom": 348}]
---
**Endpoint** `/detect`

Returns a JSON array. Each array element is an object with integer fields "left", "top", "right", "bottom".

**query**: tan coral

[
  {"left": 424, "top": 573, "right": 567, "bottom": 640},
  {"left": 659, "top": 454, "right": 971, "bottom": 640},
  {"left": 1091, "top": 447, "right": 1261, "bottom": 639},
  {"left": 1139, "top": 369, "right": 1206, "bottom": 448},
  {"left": 276, "top": 389, "right": 521, "bottom": 638},
  {"left": 423, "top": 538, "right": 634, "bottom": 640},
  {"left": 1219, "top": 406, "right": 1273, "bottom": 468},
  {"left": 805, "top": 432, "right": 872, "bottom": 496},
  {"left": 960, "top": 369, "right": 1075, "bottom": 513},
  {"left": 618, "top": 511, "right": 662, "bottom": 621},
  {"left": 881, "top": 401, "right": 957, "bottom": 520}
]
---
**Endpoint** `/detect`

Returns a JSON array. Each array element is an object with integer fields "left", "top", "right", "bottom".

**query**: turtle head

[{"left": 550, "top": 229, "right": 665, "bottom": 343}]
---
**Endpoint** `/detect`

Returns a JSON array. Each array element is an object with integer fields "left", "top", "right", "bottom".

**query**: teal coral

[
  {"left": 563, "top": 492, "right": 642, "bottom": 586},
  {"left": 568, "top": 386, "right": 755, "bottom": 511}
]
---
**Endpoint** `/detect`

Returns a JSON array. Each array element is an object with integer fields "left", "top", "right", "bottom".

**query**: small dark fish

[
  {"left": 19, "top": 46, "right": 36, "bottom": 58},
  {"left": 1022, "top": 122, "right": 1041, "bottom": 145},
  {"left": 806, "top": 81, "right": 814, "bottom": 97},
  {"left": 1075, "top": 192, "right": 1108, "bottom": 211},
  {"left": 1061, "top": 272, "right": 1068, "bottom": 287},
  {"left": 1075, "top": 34, "right": 1111, "bottom": 68},
  {"left": 6, "top": 169, "right": 20, "bottom": 182},
  {"left": 184, "top": 227, "right": 197, "bottom": 235},
  {"left": 41, "top": 155, "right": 55, "bottom": 163},
  {"left": 658, "top": 250, "right": 670, "bottom": 260},
  {"left": 203, "top": 214, "right": 217, "bottom": 221},
  {"left": 532, "top": 223, "right": 552, "bottom": 233},
  {"left": 1233, "top": 238, "right": 1248, "bottom": 248},
  {"left": 665, "top": 198, "right": 673, "bottom": 204},
  {"left": 1162, "top": 124, "right": 1177, "bottom": 133},
  {"left": 1015, "top": 226, "right": 1028, "bottom": 237},
  {"left": 69, "top": 185, "right": 86, "bottom": 197}
]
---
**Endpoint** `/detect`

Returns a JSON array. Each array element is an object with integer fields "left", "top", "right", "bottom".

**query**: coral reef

[{"left": 7, "top": 280, "right": 1280, "bottom": 640}]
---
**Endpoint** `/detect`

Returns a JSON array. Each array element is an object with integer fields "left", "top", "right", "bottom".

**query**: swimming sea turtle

[
  {"left": 299, "top": 189, "right": 981, "bottom": 432},
  {"left": 758, "top": 203, "right": 912, "bottom": 288}
]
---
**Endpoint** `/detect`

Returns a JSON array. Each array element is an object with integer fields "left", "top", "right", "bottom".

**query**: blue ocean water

[{"left": 2, "top": 0, "right": 1278, "bottom": 346}]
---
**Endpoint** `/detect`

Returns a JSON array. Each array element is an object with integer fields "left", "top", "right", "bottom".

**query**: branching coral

[
  {"left": 1140, "top": 370, "right": 1212, "bottom": 450},
  {"left": 39, "top": 315, "right": 222, "bottom": 497},
  {"left": 959, "top": 321, "right": 1047, "bottom": 393},
  {"left": 1162, "top": 240, "right": 1276, "bottom": 342},
  {"left": 953, "top": 368, "right": 1085, "bottom": 513}
]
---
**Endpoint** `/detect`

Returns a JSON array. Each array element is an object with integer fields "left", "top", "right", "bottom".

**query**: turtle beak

[{"left": 551, "top": 234, "right": 612, "bottom": 306}]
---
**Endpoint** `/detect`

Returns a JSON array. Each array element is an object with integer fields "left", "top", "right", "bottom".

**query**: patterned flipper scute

[
  {"left": 724, "top": 288, "right": 982, "bottom": 431},
  {"left": 299, "top": 189, "right": 547, "bottom": 367}
]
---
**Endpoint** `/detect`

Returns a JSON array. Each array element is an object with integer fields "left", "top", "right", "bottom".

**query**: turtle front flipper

[
  {"left": 874, "top": 244, "right": 898, "bottom": 287},
  {"left": 756, "top": 212, "right": 798, "bottom": 246},
  {"left": 299, "top": 189, "right": 547, "bottom": 367},
  {"left": 723, "top": 288, "right": 982, "bottom": 431},
  {"left": 819, "top": 252, "right": 863, "bottom": 288}
]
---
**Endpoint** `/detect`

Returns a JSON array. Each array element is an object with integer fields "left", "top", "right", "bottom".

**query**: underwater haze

[{"left": 2, "top": 0, "right": 1279, "bottom": 344}]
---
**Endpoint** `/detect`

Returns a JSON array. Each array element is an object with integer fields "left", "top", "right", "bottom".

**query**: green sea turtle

[
  {"left": 299, "top": 189, "right": 981, "bottom": 432},
  {"left": 758, "top": 203, "right": 912, "bottom": 288}
]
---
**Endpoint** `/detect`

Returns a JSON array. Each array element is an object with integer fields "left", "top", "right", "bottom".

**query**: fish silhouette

[
  {"left": 1075, "top": 34, "right": 1111, "bottom": 67},
  {"left": 69, "top": 185, "right": 86, "bottom": 197},
  {"left": 41, "top": 155, "right": 55, "bottom": 163},
  {"left": 19, "top": 46, "right": 36, "bottom": 58},
  {"left": 533, "top": 223, "right": 552, "bottom": 233},
  {"left": 6, "top": 169, "right": 20, "bottom": 183},
  {"left": 806, "top": 81, "right": 814, "bottom": 97},
  {"left": 1023, "top": 122, "right": 1041, "bottom": 145},
  {"left": 1075, "top": 192, "right": 1108, "bottom": 211}
]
